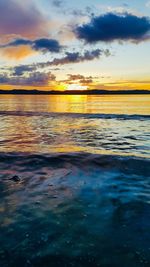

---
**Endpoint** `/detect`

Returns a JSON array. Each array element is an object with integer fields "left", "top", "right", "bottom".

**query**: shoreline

[{"left": 0, "top": 89, "right": 150, "bottom": 95}]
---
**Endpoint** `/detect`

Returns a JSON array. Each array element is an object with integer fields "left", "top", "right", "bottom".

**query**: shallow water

[{"left": 0, "top": 95, "right": 150, "bottom": 267}]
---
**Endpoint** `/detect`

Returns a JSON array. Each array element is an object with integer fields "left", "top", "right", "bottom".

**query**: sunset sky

[{"left": 0, "top": 0, "right": 150, "bottom": 91}]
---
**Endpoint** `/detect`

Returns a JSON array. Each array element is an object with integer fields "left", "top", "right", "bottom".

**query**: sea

[{"left": 0, "top": 94, "right": 150, "bottom": 267}]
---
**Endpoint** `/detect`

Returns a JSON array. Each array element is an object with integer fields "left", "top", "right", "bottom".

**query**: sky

[{"left": 0, "top": 0, "right": 150, "bottom": 91}]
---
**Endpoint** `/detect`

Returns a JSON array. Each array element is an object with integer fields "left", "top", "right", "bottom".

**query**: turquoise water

[{"left": 0, "top": 95, "right": 150, "bottom": 267}]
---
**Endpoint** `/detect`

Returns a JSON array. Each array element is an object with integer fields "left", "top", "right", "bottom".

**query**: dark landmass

[{"left": 0, "top": 89, "right": 150, "bottom": 95}]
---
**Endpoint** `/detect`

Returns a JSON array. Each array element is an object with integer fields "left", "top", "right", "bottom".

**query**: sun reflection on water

[{"left": 0, "top": 94, "right": 149, "bottom": 157}]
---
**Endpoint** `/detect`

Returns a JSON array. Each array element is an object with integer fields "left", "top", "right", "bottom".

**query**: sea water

[{"left": 0, "top": 94, "right": 150, "bottom": 267}]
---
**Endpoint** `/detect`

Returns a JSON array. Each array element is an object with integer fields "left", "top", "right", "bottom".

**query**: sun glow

[{"left": 66, "top": 84, "right": 88, "bottom": 91}]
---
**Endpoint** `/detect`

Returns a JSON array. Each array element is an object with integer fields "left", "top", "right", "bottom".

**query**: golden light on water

[{"left": 0, "top": 94, "right": 149, "bottom": 158}]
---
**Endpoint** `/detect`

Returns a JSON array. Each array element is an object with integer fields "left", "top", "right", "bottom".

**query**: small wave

[
  {"left": 0, "top": 152, "right": 149, "bottom": 176},
  {"left": 0, "top": 110, "right": 149, "bottom": 120}
]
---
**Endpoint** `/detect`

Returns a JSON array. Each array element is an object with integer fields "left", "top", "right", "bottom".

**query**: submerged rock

[{"left": 9, "top": 175, "right": 21, "bottom": 182}]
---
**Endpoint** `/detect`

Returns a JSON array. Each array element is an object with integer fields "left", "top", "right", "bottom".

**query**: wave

[
  {"left": 1, "top": 152, "right": 149, "bottom": 208},
  {"left": 0, "top": 151, "right": 150, "bottom": 267},
  {"left": 0, "top": 152, "right": 149, "bottom": 175},
  {"left": 0, "top": 110, "right": 149, "bottom": 120}
]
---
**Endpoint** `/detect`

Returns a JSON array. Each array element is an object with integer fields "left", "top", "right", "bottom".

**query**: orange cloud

[{"left": 1, "top": 45, "right": 36, "bottom": 60}]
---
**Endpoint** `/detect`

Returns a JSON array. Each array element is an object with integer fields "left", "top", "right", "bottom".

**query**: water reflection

[
  {"left": 0, "top": 94, "right": 150, "bottom": 114},
  {"left": 0, "top": 114, "right": 149, "bottom": 157},
  {"left": 0, "top": 94, "right": 149, "bottom": 157}
]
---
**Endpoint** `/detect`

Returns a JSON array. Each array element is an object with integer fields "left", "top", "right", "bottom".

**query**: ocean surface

[{"left": 0, "top": 94, "right": 150, "bottom": 267}]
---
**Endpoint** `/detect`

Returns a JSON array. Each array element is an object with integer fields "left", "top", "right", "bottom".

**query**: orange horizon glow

[{"left": 0, "top": 81, "right": 150, "bottom": 91}]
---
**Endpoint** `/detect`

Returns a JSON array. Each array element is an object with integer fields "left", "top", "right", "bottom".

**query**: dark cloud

[
  {"left": 5, "top": 39, "right": 32, "bottom": 46},
  {"left": 28, "top": 50, "right": 103, "bottom": 69},
  {"left": 33, "top": 38, "right": 61, "bottom": 53},
  {"left": 13, "top": 65, "right": 36, "bottom": 76},
  {"left": 75, "top": 12, "right": 150, "bottom": 43},
  {"left": 1, "top": 38, "right": 62, "bottom": 53},
  {"left": 67, "top": 74, "right": 87, "bottom": 80},
  {"left": 0, "top": 0, "right": 47, "bottom": 37},
  {"left": 67, "top": 74, "right": 95, "bottom": 84},
  {"left": 21, "top": 72, "right": 56, "bottom": 86},
  {"left": 42, "top": 49, "right": 105, "bottom": 66},
  {"left": 80, "top": 78, "right": 93, "bottom": 84},
  {"left": 0, "top": 74, "right": 9, "bottom": 84},
  {"left": 0, "top": 72, "right": 56, "bottom": 86}
]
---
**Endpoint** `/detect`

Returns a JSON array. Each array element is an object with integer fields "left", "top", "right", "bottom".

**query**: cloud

[
  {"left": 13, "top": 65, "right": 36, "bottom": 76},
  {"left": 4, "top": 39, "right": 32, "bottom": 46},
  {"left": 75, "top": 12, "right": 150, "bottom": 43},
  {"left": 52, "top": 0, "right": 64, "bottom": 8},
  {"left": 1, "top": 38, "right": 62, "bottom": 53},
  {"left": 0, "top": 74, "right": 9, "bottom": 84},
  {"left": 41, "top": 49, "right": 107, "bottom": 66},
  {"left": 0, "top": 72, "right": 56, "bottom": 86},
  {"left": 1, "top": 46, "right": 35, "bottom": 60},
  {"left": 59, "top": 74, "right": 96, "bottom": 86},
  {"left": 3, "top": 48, "right": 110, "bottom": 76},
  {"left": 32, "top": 38, "right": 62, "bottom": 53},
  {"left": 79, "top": 78, "right": 93, "bottom": 84},
  {"left": 67, "top": 74, "right": 88, "bottom": 80},
  {"left": 0, "top": 0, "right": 47, "bottom": 38},
  {"left": 67, "top": 74, "right": 94, "bottom": 84}
]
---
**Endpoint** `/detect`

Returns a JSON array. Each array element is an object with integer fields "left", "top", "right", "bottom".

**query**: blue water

[{"left": 0, "top": 95, "right": 150, "bottom": 266}]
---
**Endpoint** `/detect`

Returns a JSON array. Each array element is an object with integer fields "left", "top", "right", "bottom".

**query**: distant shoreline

[{"left": 0, "top": 89, "right": 150, "bottom": 95}]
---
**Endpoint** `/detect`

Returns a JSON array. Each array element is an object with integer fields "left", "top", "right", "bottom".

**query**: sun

[{"left": 66, "top": 84, "right": 88, "bottom": 91}]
